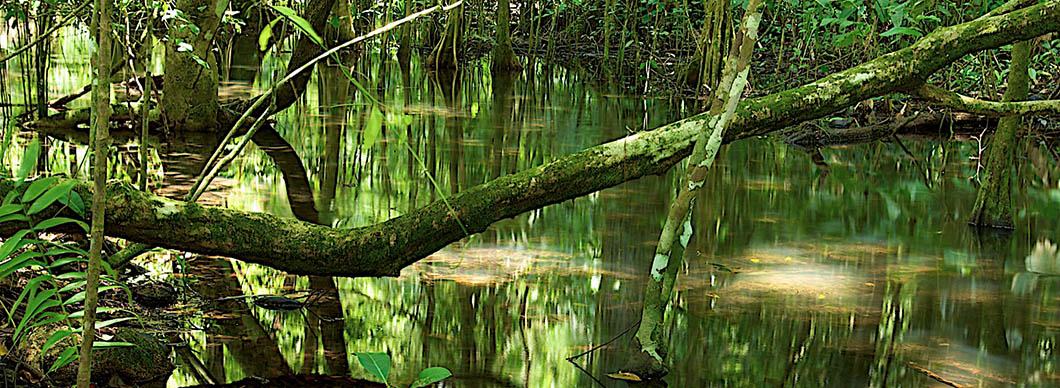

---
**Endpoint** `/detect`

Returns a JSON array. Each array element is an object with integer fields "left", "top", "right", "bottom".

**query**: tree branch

[
  {"left": 6, "top": 0, "right": 1060, "bottom": 277},
  {"left": 909, "top": 83, "right": 1060, "bottom": 116}
]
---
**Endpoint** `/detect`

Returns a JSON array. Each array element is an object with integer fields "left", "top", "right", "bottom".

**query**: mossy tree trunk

[
  {"left": 162, "top": 0, "right": 221, "bottom": 131},
  {"left": 491, "top": 0, "right": 521, "bottom": 71},
  {"left": 427, "top": 3, "right": 463, "bottom": 69},
  {"left": 968, "top": 39, "right": 1032, "bottom": 229},
  {"left": 8, "top": 0, "right": 1060, "bottom": 278},
  {"left": 683, "top": 0, "right": 731, "bottom": 92}
]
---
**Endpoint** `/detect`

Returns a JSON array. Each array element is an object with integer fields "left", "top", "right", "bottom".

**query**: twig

[
  {"left": 905, "top": 362, "right": 969, "bottom": 388},
  {"left": 567, "top": 319, "right": 641, "bottom": 361}
]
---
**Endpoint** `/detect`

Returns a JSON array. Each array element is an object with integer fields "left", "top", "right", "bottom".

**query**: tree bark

[
  {"left": 683, "top": 0, "right": 731, "bottom": 90},
  {"left": 968, "top": 40, "right": 1033, "bottom": 228},
  {"left": 491, "top": 0, "right": 521, "bottom": 71},
  {"left": 5, "top": 1, "right": 1060, "bottom": 277},
  {"left": 162, "top": 0, "right": 221, "bottom": 131},
  {"left": 427, "top": 4, "right": 463, "bottom": 70},
  {"left": 635, "top": 0, "right": 762, "bottom": 369},
  {"left": 76, "top": 0, "right": 112, "bottom": 384}
]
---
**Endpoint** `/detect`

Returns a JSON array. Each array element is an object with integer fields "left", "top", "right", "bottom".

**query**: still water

[{"left": 3, "top": 33, "right": 1059, "bottom": 387}]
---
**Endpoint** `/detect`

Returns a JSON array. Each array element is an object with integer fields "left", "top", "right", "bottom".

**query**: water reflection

[{"left": 3, "top": 35, "right": 1059, "bottom": 387}]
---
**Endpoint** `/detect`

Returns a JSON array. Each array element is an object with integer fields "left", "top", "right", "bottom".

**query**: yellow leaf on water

[
  {"left": 750, "top": 258, "right": 760, "bottom": 263},
  {"left": 864, "top": 282, "right": 876, "bottom": 287},
  {"left": 607, "top": 372, "right": 643, "bottom": 381},
  {"left": 784, "top": 256, "right": 793, "bottom": 261},
  {"left": 817, "top": 295, "right": 826, "bottom": 300}
]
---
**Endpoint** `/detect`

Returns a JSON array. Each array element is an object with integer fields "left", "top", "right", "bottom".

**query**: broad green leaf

[
  {"left": 57, "top": 190, "right": 86, "bottom": 218},
  {"left": 65, "top": 285, "right": 121, "bottom": 306},
  {"left": 55, "top": 271, "right": 87, "bottom": 280},
  {"left": 59, "top": 279, "right": 86, "bottom": 293},
  {"left": 16, "top": 139, "right": 40, "bottom": 186},
  {"left": 94, "top": 316, "right": 133, "bottom": 329},
  {"left": 259, "top": 18, "right": 281, "bottom": 51},
  {"left": 362, "top": 106, "right": 383, "bottom": 152},
  {"left": 48, "top": 346, "right": 78, "bottom": 373},
  {"left": 0, "top": 204, "right": 22, "bottom": 218},
  {"left": 68, "top": 307, "right": 117, "bottom": 318},
  {"left": 22, "top": 176, "right": 59, "bottom": 203},
  {"left": 45, "top": 246, "right": 90, "bottom": 257},
  {"left": 34, "top": 217, "right": 89, "bottom": 233},
  {"left": 0, "top": 212, "right": 29, "bottom": 224},
  {"left": 41, "top": 329, "right": 73, "bottom": 356},
  {"left": 15, "top": 289, "right": 58, "bottom": 341},
  {"left": 0, "top": 251, "right": 45, "bottom": 278},
  {"left": 410, "top": 367, "right": 452, "bottom": 388},
  {"left": 3, "top": 191, "right": 18, "bottom": 205},
  {"left": 271, "top": 5, "right": 323, "bottom": 47},
  {"left": 880, "top": 26, "right": 923, "bottom": 38},
  {"left": 28, "top": 181, "right": 77, "bottom": 215},
  {"left": 355, "top": 352, "right": 390, "bottom": 384},
  {"left": 215, "top": 0, "right": 230, "bottom": 18},
  {"left": 0, "top": 229, "right": 31, "bottom": 259},
  {"left": 93, "top": 341, "right": 135, "bottom": 349}
]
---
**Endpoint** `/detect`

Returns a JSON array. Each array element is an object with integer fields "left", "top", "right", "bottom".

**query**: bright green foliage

[
  {"left": 355, "top": 352, "right": 452, "bottom": 387},
  {"left": 0, "top": 146, "right": 134, "bottom": 375}
]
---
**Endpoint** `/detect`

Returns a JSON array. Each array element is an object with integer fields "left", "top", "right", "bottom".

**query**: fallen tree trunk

[{"left": 4, "top": 1, "right": 1060, "bottom": 277}]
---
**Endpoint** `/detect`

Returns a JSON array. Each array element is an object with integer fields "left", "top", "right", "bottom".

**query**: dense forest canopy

[{"left": 0, "top": 0, "right": 1057, "bottom": 386}]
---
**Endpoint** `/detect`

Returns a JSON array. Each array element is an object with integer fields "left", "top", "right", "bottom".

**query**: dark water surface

[{"left": 3, "top": 31, "right": 1059, "bottom": 387}]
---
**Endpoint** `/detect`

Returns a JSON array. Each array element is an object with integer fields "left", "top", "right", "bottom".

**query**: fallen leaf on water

[{"left": 607, "top": 372, "right": 642, "bottom": 382}]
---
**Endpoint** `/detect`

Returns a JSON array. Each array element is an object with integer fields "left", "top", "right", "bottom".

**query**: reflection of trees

[{"left": 189, "top": 256, "right": 292, "bottom": 381}]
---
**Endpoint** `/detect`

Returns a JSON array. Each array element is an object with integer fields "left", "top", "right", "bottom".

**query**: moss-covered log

[{"left": 4, "top": 1, "right": 1060, "bottom": 277}]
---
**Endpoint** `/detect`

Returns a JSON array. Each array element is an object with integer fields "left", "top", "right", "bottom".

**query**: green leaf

[
  {"left": 0, "top": 251, "right": 45, "bottom": 278},
  {"left": 58, "top": 279, "right": 86, "bottom": 293},
  {"left": 410, "top": 367, "right": 452, "bottom": 388},
  {"left": 271, "top": 5, "right": 324, "bottom": 47},
  {"left": 55, "top": 271, "right": 86, "bottom": 280},
  {"left": 362, "top": 106, "right": 383, "bottom": 152},
  {"left": 259, "top": 18, "right": 281, "bottom": 51},
  {"left": 93, "top": 316, "right": 133, "bottom": 329},
  {"left": 65, "top": 285, "right": 121, "bottom": 306},
  {"left": 46, "top": 246, "right": 90, "bottom": 257},
  {"left": 34, "top": 217, "right": 89, "bottom": 233},
  {"left": 28, "top": 180, "right": 77, "bottom": 215},
  {"left": 0, "top": 229, "right": 31, "bottom": 259},
  {"left": 93, "top": 341, "right": 135, "bottom": 349},
  {"left": 48, "top": 346, "right": 78, "bottom": 374},
  {"left": 16, "top": 139, "right": 40, "bottom": 186},
  {"left": 57, "top": 190, "right": 86, "bottom": 218},
  {"left": 0, "top": 214, "right": 29, "bottom": 225},
  {"left": 22, "top": 176, "right": 59, "bottom": 203},
  {"left": 41, "top": 329, "right": 73, "bottom": 356},
  {"left": 880, "top": 26, "right": 923, "bottom": 38},
  {"left": 3, "top": 191, "right": 18, "bottom": 206},
  {"left": 68, "top": 307, "right": 117, "bottom": 318},
  {"left": 0, "top": 204, "right": 23, "bottom": 218},
  {"left": 355, "top": 352, "right": 390, "bottom": 384}
]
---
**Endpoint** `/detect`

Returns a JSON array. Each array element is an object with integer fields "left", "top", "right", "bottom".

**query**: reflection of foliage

[{"left": 1025, "top": 240, "right": 1060, "bottom": 275}]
